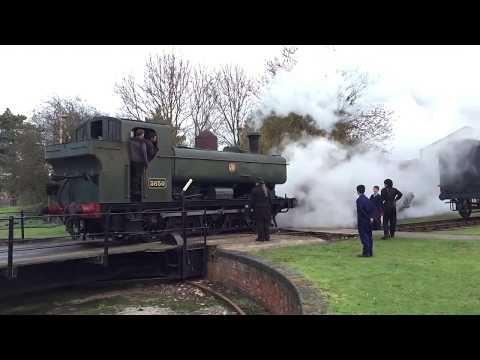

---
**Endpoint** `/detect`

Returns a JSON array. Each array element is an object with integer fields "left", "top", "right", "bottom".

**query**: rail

[{"left": 396, "top": 217, "right": 480, "bottom": 232}]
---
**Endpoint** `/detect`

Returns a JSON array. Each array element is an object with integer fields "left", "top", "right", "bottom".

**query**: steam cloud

[
  {"left": 256, "top": 46, "right": 480, "bottom": 228},
  {"left": 275, "top": 138, "right": 445, "bottom": 228}
]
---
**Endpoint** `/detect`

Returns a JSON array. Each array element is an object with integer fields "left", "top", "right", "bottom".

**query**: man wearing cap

[
  {"left": 381, "top": 178, "right": 403, "bottom": 239},
  {"left": 249, "top": 178, "right": 272, "bottom": 242},
  {"left": 129, "top": 129, "right": 149, "bottom": 202}
]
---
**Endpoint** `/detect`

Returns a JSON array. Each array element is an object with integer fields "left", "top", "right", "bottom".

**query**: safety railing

[{"left": 0, "top": 208, "right": 210, "bottom": 281}]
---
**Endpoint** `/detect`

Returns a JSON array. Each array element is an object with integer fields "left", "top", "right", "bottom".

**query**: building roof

[{"left": 422, "top": 126, "right": 476, "bottom": 150}]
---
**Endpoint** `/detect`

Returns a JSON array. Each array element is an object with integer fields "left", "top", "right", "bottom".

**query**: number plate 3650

[{"left": 148, "top": 178, "right": 167, "bottom": 189}]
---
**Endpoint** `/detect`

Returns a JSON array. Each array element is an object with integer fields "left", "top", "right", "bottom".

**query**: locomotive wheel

[
  {"left": 140, "top": 212, "right": 167, "bottom": 241},
  {"left": 458, "top": 199, "right": 472, "bottom": 219},
  {"left": 142, "top": 213, "right": 161, "bottom": 231}
]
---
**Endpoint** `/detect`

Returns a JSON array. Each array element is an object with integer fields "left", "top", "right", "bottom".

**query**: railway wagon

[
  {"left": 43, "top": 116, "right": 296, "bottom": 239},
  {"left": 438, "top": 139, "right": 480, "bottom": 219}
]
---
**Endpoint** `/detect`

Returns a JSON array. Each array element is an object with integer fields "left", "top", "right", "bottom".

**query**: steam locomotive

[{"left": 43, "top": 116, "right": 297, "bottom": 240}]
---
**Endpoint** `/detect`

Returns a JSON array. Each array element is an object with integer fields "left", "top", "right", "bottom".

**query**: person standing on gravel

[{"left": 249, "top": 178, "right": 272, "bottom": 242}]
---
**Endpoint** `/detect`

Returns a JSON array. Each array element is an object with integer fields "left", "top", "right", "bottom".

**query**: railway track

[
  {"left": 186, "top": 280, "right": 246, "bottom": 315},
  {"left": 277, "top": 228, "right": 357, "bottom": 240},
  {"left": 94, "top": 276, "right": 246, "bottom": 315},
  {"left": 397, "top": 217, "right": 480, "bottom": 232}
]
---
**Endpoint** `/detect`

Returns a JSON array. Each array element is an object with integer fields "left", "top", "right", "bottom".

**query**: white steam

[
  {"left": 257, "top": 46, "right": 480, "bottom": 228},
  {"left": 257, "top": 46, "right": 363, "bottom": 131},
  {"left": 275, "top": 137, "right": 446, "bottom": 228}
]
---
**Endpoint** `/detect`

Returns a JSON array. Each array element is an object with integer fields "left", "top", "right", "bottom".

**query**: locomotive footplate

[{"left": 104, "top": 197, "right": 295, "bottom": 213}]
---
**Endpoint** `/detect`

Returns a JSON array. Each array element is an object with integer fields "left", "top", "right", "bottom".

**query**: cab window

[
  {"left": 90, "top": 118, "right": 121, "bottom": 141},
  {"left": 106, "top": 118, "right": 121, "bottom": 141}
]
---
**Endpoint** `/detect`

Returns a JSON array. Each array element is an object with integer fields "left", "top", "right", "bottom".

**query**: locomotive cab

[
  {"left": 46, "top": 117, "right": 123, "bottom": 207},
  {"left": 46, "top": 117, "right": 174, "bottom": 207}
]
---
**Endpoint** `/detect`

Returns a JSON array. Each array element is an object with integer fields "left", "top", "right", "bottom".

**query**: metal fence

[{"left": 0, "top": 208, "right": 209, "bottom": 281}]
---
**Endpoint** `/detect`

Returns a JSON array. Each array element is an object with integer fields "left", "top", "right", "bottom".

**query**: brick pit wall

[{"left": 207, "top": 247, "right": 327, "bottom": 315}]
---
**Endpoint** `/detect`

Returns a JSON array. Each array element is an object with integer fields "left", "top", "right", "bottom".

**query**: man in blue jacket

[
  {"left": 356, "top": 184, "right": 376, "bottom": 257},
  {"left": 369, "top": 185, "right": 383, "bottom": 230}
]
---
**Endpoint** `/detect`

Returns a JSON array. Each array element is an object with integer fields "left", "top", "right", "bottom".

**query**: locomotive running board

[{"left": 159, "top": 209, "right": 243, "bottom": 218}]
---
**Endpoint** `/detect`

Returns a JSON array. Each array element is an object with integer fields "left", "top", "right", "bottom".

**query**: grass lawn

[
  {"left": 0, "top": 225, "right": 68, "bottom": 240},
  {"left": 254, "top": 237, "right": 480, "bottom": 314},
  {"left": 0, "top": 207, "right": 21, "bottom": 215},
  {"left": 0, "top": 217, "right": 67, "bottom": 240},
  {"left": 0, "top": 207, "right": 68, "bottom": 240}
]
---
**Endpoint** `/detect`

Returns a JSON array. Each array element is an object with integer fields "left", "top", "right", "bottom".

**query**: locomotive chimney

[{"left": 247, "top": 132, "right": 261, "bottom": 154}]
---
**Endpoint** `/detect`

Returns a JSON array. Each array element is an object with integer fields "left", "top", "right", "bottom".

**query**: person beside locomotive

[
  {"left": 381, "top": 178, "right": 403, "bottom": 239},
  {"left": 369, "top": 185, "right": 383, "bottom": 230},
  {"left": 129, "top": 129, "right": 149, "bottom": 202},
  {"left": 249, "top": 178, "right": 273, "bottom": 242}
]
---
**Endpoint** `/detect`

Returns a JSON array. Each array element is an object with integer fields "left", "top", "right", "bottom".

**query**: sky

[
  {"left": 335, "top": 45, "right": 480, "bottom": 158},
  {"left": 0, "top": 45, "right": 281, "bottom": 116},
  {"left": 1, "top": 45, "right": 480, "bottom": 159}
]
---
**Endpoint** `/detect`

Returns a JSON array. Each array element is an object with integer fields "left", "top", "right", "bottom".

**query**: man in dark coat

[
  {"left": 145, "top": 133, "right": 159, "bottom": 162},
  {"left": 356, "top": 184, "right": 376, "bottom": 257},
  {"left": 381, "top": 178, "right": 403, "bottom": 239},
  {"left": 129, "top": 129, "right": 149, "bottom": 202},
  {"left": 369, "top": 185, "right": 383, "bottom": 230},
  {"left": 249, "top": 178, "right": 272, "bottom": 242}
]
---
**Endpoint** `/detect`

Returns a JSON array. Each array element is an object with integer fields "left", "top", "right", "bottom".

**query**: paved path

[
  {"left": 282, "top": 227, "right": 358, "bottom": 235},
  {"left": 212, "top": 229, "right": 480, "bottom": 254},
  {"left": 214, "top": 233, "right": 328, "bottom": 252}
]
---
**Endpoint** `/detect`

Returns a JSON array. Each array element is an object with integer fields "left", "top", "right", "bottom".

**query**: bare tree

[
  {"left": 31, "top": 96, "right": 100, "bottom": 145},
  {"left": 259, "top": 46, "right": 394, "bottom": 151},
  {"left": 115, "top": 52, "right": 192, "bottom": 143},
  {"left": 266, "top": 45, "right": 298, "bottom": 78},
  {"left": 259, "top": 45, "right": 299, "bottom": 88},
  {"left": 252, "top": 45, "right": 299, "bottom": 108},
  {"left": 188, "top": 66, "right": 220, "bottom": 138},
  {"left": 214, "top": 65, "right": 258, "bottom": 146},
  {"left": 350, "top": 106, "right": 394, "bottom": 149},
  {"left": 332, "top": 105, "right": 394, "bottom": 151},
  {"left": 333, "top": 70, "right": 394, "bottom": 151},
  {"left": 336, "top": 69, "right": 369, "bottom": 111},
  {"left": 115, "top": 74, "right": 149, "bottom": 121}
]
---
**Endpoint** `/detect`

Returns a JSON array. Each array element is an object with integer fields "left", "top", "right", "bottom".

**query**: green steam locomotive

[{"left": 43, "top": 116, "right": 296, "bottom": 240}]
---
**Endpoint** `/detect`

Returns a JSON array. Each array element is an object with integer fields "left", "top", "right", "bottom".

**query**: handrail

[{"left": 2, "top": 207, "right": 211, "bottom": 281}]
